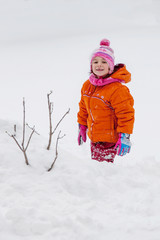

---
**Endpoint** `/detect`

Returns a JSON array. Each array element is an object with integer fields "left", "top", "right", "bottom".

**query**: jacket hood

[
  {"left": 89, "top": 63, "right": 131, "bottom": 86},
  {"left": 110, "top": 64, "right": 131, "bottom": 83}
]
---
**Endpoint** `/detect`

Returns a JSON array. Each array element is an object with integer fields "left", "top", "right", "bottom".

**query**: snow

[{"left": 0, "top": 0, "right": 160, "bottom": 239}]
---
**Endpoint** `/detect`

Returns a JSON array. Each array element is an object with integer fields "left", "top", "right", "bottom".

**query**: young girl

[{"left": 77, "top": 39, "right": 135, "bottom": 163}]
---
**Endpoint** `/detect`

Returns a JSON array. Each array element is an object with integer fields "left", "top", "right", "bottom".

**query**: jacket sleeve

[
  {"left": 110, "top": 85, "right": 135, "bottom": 134},
  {"left": 77, "top": 87, "right": 88, "bottom": 126}
]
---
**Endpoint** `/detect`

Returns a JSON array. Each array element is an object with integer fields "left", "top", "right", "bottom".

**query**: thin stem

[
  {"left": 52, "top": 108, "right": 70, "bottom": 135},
  {"left": 12, "top": 135, "right": 23, "bottom": 151},
  {"left": 22, "top": 98, "right": 25, "bottom": 147},
  {"left": 23, "top": 151, "right": 29, "bottom": 166},
  {"left": 47, "top": 91, "right": 53, "bottom": 150},
  {"left": 25, "top": 129, "right": 35, "bottom": 151},
  {"left": 48, "top": 131, "right": 65, "bottom": 171}
]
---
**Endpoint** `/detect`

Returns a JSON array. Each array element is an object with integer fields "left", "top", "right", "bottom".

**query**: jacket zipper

[{"left": 88, "top": 86, "right": 96, "bottom": 141}]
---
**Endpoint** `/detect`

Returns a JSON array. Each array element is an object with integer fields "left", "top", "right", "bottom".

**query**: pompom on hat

[{"left": 90, "top": 39, "right": 115, "bottom": 74}]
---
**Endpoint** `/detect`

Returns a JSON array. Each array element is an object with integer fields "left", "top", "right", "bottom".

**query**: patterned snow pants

[{"left": 91, "top": 142, "right": 117, "bottom": 163}]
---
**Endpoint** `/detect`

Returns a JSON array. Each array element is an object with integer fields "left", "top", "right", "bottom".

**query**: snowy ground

[{"left": 0, "top": 0, "right": 160, "bottom": 239}]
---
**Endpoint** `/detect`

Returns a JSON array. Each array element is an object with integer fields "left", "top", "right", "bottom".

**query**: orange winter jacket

[{"left": 77, "top": 64, "right": 135, "bottom": 143}]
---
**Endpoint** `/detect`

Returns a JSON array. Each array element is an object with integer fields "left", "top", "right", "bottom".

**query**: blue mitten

[{"left": 115, "top": 133, "right": 131, "bottom": 156}]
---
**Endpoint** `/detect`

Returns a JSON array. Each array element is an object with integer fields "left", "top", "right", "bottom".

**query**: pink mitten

[{"left": 78, "top": 124, "right": 87, "bottom": 145}]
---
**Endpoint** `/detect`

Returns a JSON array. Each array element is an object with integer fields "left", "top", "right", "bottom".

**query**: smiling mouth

[{"left": 96, "top": 69, "right": 104, "bottom": 71}]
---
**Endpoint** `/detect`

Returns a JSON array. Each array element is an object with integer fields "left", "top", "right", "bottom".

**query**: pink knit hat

[{"left": 90, "top": 39, "right": 115, "bottom": 74}]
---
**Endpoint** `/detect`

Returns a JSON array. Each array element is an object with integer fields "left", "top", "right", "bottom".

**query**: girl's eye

[{"left": 102, "top": 61, "right": 107, "bottom": 64}]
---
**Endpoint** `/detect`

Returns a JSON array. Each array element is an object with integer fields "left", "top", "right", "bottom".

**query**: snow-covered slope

[
  {"left": 1, "top": 119, "right": 160, "bottom": 240},
  {"left": 0, "top": 0, "right": 160, "bottom": 239}
]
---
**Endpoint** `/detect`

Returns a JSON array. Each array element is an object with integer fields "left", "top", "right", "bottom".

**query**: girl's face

[{"left": 91, "top": 56, "right": 109, "bottom": 77}]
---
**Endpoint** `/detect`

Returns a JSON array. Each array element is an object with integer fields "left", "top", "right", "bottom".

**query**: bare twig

[
  {"left": 25, "top": 124, "right": 39, "bottom": 151},
  {"left": 25, "top": 129, "right": 35, "bottom": 152},
  {"left": 52, "top": 108, "right": 70, "bottom": 136},
  {"left": 26, "top": 123, "right": 40, "bottom": 136},
  {"left": 6, "top": 131, "right": 23, "bottom": 151},
  {"left": 14, "top": 124, "right": 16, "bottom": 137},
  {"left": 48, "top": 131, "right": 65, "bottom": 171},
  {"left": 47, "top": 91, "right": 53, "bottom": 150},
  {"left": 22, "top": 98, "right": 25, "bottom": 148},
  {"left": 46, "top": 91, "right": 70, "bottom": 150},
  {"left": 6, "top": 98, "right": 38, "bottom": 166}
]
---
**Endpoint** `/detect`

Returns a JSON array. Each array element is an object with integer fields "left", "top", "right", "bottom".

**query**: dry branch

[
  {"left": 47, "top": 91, "right": 70, "bottom": 150},
  {"left": 14, "top": 124, "right": 16, "bottom": 137},
  {"left": 47, "top": 91, "right": 53, "bottom": 150},
  {"left": 48, "top": 131, "right": 65, "bottom": 171},
  {"left": 52, "top": 108, "right": 70, "bottom": 136},
  {"left": 6, "top": 98, "right": 39, "bottom": 166},
  {"left": 22, "top": 98, "right": 25, "bottom": 148}
]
